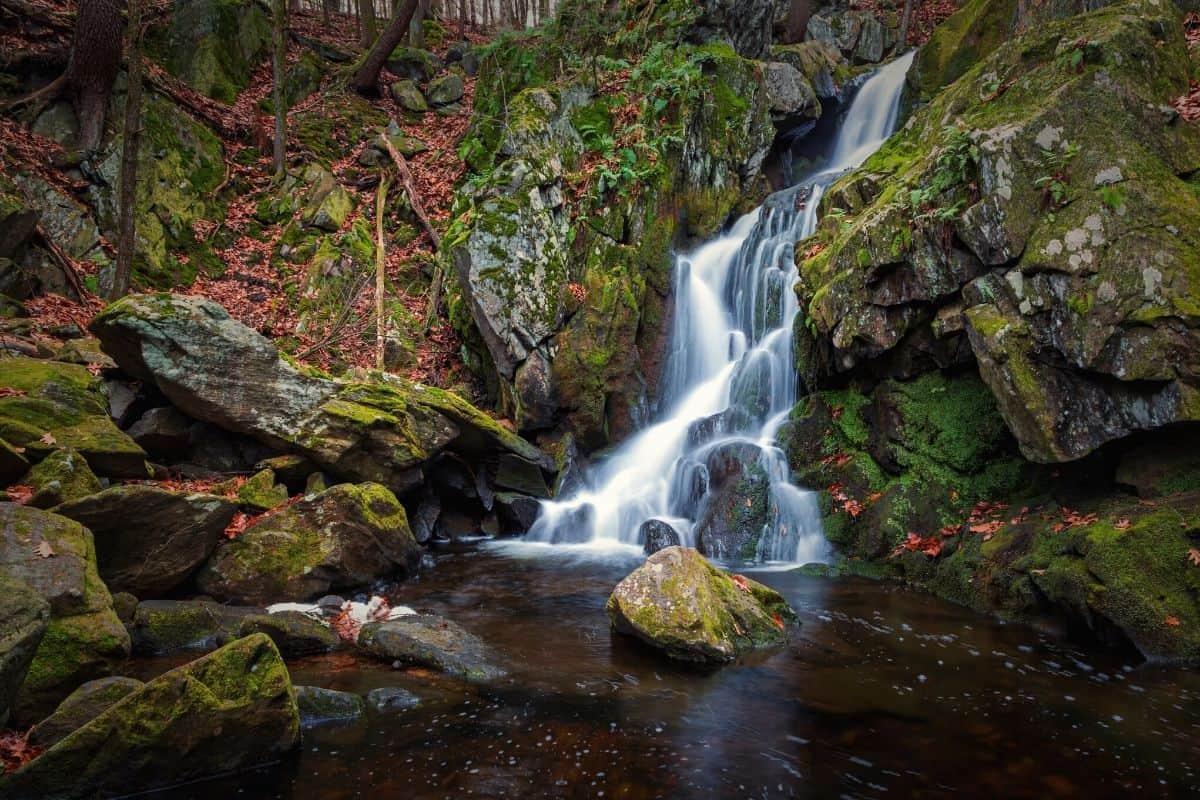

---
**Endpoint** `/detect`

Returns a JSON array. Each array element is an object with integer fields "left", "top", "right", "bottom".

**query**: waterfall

[{"left": 525, "top": 52, "right": 916, "bottom": 563}]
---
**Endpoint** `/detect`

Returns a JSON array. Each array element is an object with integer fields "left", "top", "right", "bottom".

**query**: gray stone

[
  {"left": 129, "top": 599, "right": 260, "bottom": 654},
  {"left": 761, "top": 61, "right": 819, "bottom": 119},
  {"left": 391, "top": 79, "right": 429, "bottom": 112},
  {"left": 358, "top": 614, "right": 507, "bottom": 683},
  {"left": 0, "top": 575, "right": 50, "bottom": 728},
  {"left": 640, "top": 519, "right": 682, "bottom": 555},
  {"left": 295, "top": 685, "right": 365, "bottom": 726},
  {"left": 366, "top": 686, "right": 421, "bottom": 713},
  {"left": 29, "top": 676, "right": 143, "bottom": 747},
  {"left": 426, "top": 74, "right": 465, "bottom": 107},
  {"left": 238, "top": 611, "right": 339, "bottom": 657},
  {"left": 127, "top": 406, "right": 193, "bottom": 454}
]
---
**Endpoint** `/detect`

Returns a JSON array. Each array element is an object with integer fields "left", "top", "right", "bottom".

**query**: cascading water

[{"left": 526, "top": 52, "right": 916, "bottom": 563}]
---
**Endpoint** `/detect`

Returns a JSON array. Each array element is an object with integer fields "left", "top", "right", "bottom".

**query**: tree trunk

[
  {"left": 410, "top": 0, "right": 428, "bottom": 46},
  {"left": 784, "top": 0, "right": 810, "bottom": 44},
  {"left": 358, "top": 0, "right": 377, "bottom": 46},
  {"left": 897, "top": 0, "right": 915, "bottom": 49},
  {"left": 111, "top": 0, "right": 144, "bottom": 299},
  {"left": 272, "top": 0, "right": 288, "bottom": 179},
  {"left": 350, "top": 0, "right": 420, "bottom": 94},
  {"left": 375, "top": 174, "right": 389, "bottom": 370},
  {"left": 68, "top": 0, "right": 123, "bottom": 153}
]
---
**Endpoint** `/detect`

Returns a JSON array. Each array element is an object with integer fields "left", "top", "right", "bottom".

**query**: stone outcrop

[
  {"left": 0, "top": 634, "right": 300, "bottom": 800},
  {"left": 606, "top": 546, "right": 795, "bottom": 663},
  {"left": 0, "top": 575, "right": 49, "bottom": 727},
  {"left": 358, "top": 614, "right": 507, "bottom": 682},
  {"left": 196, "top": 483, "right": 421, "bottom": 605}
]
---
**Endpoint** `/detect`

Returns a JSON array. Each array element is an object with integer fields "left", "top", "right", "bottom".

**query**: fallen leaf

[
  {"left": 39, "top": 432, "right": 57, "bottom": 446},
  {"left": 0, "top": 387, "right": 27, "bottom": 399},
  {"left": 1113, "top": 518, "right": 1131, "bottom": 530},
  {"left": 730, "top": 574, "right": 752, "bottom": 594},
  {"left": 1165, "top": 615, "right": 1181, "bottom": 627},
  {"left": 86, "top": 362, "right": 103, "bottom": 377},
  {"left": 1188, "top": 548, "right": 1200, "bottom": 567},
  {"left": 34, "top": 540, "right": 55, "bottom": 559}
]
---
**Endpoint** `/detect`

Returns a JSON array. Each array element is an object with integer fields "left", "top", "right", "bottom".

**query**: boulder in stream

[
  {"left": 295, "top": 685, "right": 365, "bottom": 726},
  {"left": 0, "top": 634, "right": 300, "bottom": 800},
  {"left": 358, "top": 614, "right": 507, "bottom": 683},
  {"left": 29, "top": 676, "right": 144, "bottom": 747},
  {"left": 606, "top": 546, "right": 795, "bottom": 664}
]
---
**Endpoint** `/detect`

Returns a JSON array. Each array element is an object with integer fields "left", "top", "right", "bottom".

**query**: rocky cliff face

[{"left": 784, "top": 0, "right": 1200, "bottom": 662}]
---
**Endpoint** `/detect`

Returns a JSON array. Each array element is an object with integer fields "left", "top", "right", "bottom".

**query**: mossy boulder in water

[
  {"left": 0, "top": 357, "right": 148, "bottom": 478},
  {"left": 0, "top": 575, "right": 50, "bottom": 728},
  {"left": 54, "top": 485, "right": 237, "bottom": 596},
  {"left": 295, "top": 685, "right": 365, "bottom": 726},
  {"left": 0, "top": 634, "right": 300, "bottom": 800},
  {"left": 129, "top": 599, "right": 259, "bottom": 654},
  {"left": 196, "top": 482, "right": 420, "bottom": 605},
  {"left": 0, "top": 503, "right": 131, "bottom": 722},
  {"left": 606, "top": 546, "right": 795, "bottom": 664}
]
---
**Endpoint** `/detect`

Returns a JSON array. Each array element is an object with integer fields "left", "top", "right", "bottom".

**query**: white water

[{"left": 525, "top": 52, "right": 916, "bottom": 563}]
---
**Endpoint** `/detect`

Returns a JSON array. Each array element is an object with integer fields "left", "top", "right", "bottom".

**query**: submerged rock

[
  {"left": 295, "top": 685, "right": 365, "bottom": 726},
  {"left": 0, "top": 634, "right": 300, "bottom": 800},
  {"left": 0, "top": 503, "right": 130, "bottom": 722},
  {"left": 29, "top": 676, "right": 144, "bottom": 747},
  {"left": 54, "top": 485, "right": 236, "bottom": 596},
  {"left": 196, "top": 482, "right": 420, "bottom": 606},
  {"left": 0, "top": 575, "right": 50, "bottom": 728},
  {"left": 606, "top": 546, "right": 795, "bottom": 664},
  {"left": 366, "top": 686, "right": 421, "bottom": 713},
  {"left": 358, "top": 614, "right": 507, "bottom": 683}
]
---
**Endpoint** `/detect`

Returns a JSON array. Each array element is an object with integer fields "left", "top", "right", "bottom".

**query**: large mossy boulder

[
  {"left": 0, "top": 634, "right": 300, "bottom": 800},
  {"left": 156, "top": 0, "right": 271, "bottom": 104},
  {"left": 0, "top": 504, "right": 131, "bottom": 722},
  {"left": 605, "top": 546, "right": 795, "bottom": 663},
  {"left": 53, "top": 485, "right": 237, "bottom": 596},
  {"left": 0, "top": 357, "right": 148, "bottom": 478},
  {"left": 795, "top": 0, "right": 1200, "bottom": 463},
  {"left": 129, "top": 599, "right": 259, "bottom": 654},
  {"left": 196, "top": 483, "right": 420, "bottom": 605},
  {"left": 90, "top": 293, "right": 552, "bottom": 491},
  {"left": 0, "top": 575, "right": 50, "bottom": 728},
  {"left": 357, "top": 614, "right": 507, "bottom": 682}
]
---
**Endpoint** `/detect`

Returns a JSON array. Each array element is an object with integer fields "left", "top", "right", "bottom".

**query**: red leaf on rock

[{"left": 1165, "top": 615, "right": 1182, "bottom": 627}]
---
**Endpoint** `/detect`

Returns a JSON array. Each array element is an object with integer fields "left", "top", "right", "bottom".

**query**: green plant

[
  {"left": 906, "top": 124, "right": 980, "bottom": 219},
  {"left": 1034, "top": 142, "right": 1080, "bottom": 208},
  {"left": 1098, "top": 184, "right": 1126, "bottom": 210}
]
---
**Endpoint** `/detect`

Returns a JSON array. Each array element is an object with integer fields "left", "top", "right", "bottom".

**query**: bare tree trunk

[
  {"left": 68, "top": 0, "right": 123, "bottom": 153},
  {"left": 111, "top": 0, "right": 144, "bottom": 299},
  {"left": 459, "top": 0, "right": 466, "bottom": 35},
  {"left": 897, "top": 0, "right": 915, "bottom": 49},
  {"left": 358, "top": 0, "right": 376, "bottom": 46},
  {"left": 350, "top": 0, "right": 420, "bottom": 94},
  {"left": 272, "top": 0, "right": 287, "bottom": 179},
  {"left": 784, "top": 0, "right": 810, "bottom": 44},
  {"left": 375, "top": 174, "right": 389, "bottom": 370}
]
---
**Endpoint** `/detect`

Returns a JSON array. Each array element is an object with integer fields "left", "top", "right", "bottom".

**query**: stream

[{"left": 140, "top": 543, "right": 1200, "bottom": 799}]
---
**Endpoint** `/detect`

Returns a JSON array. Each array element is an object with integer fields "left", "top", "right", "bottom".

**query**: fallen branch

[
  {"left": 1, "top": 73, "right": 66, "bottom": 112},
  {"left": 35, "top": 223, "right": 89, "bottom": 302}
]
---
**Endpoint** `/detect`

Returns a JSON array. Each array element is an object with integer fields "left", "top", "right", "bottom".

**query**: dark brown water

[{"left": 151, "top": 542, "right": 1200, "bottom": 799}]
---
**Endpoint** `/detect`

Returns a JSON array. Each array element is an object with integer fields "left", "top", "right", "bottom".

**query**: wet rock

[
  {"left": 23, "top": 448, "right": 102, "bottom": 509},
  {"left": 366, "top": 686, "right": 421, "bottom": 713},
  {"left": 762, "top": 61, "right": 819, "bottom": 120},
  {"left": 110, "top": 592, "right": 138, "bottom": 624},
  {"left": 640, "top": 519, "right": 682, "bottom": 555},
  {"left": 238, "top": 611, "right": 339, "bottom": 657},
  {"left": 606, "top": 546, "right": 795, "bottom": 663},
  {"left": 0, "top": 504, "right": 130, "bottom": 723},
  {"left": 0, "top": 357, "right": 149, "bottom": 478},
  {"left": 358, "top": 615, "right": 507, "bottom": 683},
  {"left": 436, "top": 508, "right": 480, "bottom": 541},
  {"left": 196, "top": 483, "right": 420, "bottom": 606},
  {"left": 410, "top": 487, "right": 441, "bottom": 543},
  {"left": 0, "top": 575, "right": 50, "bottom": 728},
  {"left": 493, "top": 453, "right": 551, "bottom": 498},
  {"left": 29, "top": 676, "right": 143, "bottom": 747},
  {"left": 1115, "top": 433, "right": 1200, "bottom": 499},
  {"left": 427, "top": 74, "right": 465, "bottom": 107},
  {"left": 295, "top": 685, "right": 365, "bottom": 726},
  {"left": 770, "top": 40, "right": 842, "bottom": 100},
  {"left": 495, "top": 491, "right": 541, "bottom": 534},
  {"left": 0, "top": 634, "right": 300, "bottom": 800},
  {"left": 54, "top": 485, "right": 236, "bottom": 596},
  {"left": 126, "top": 406, "right": 192, "bottom": 454},
  {"left": 694, "top": 442, "right": 771, "bottom": 560},
  {"left": 129, "top": 599, "right": 259, "bottom": 654}
]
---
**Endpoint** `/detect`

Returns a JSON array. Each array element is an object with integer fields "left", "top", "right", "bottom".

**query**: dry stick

[
  {"left": 375, "top": 173, "right": 390, "bottom": 370},
  {"left": 1, "top": 73, "right": 66, "bottom": 112},
  {"left": 34, "top": 223, "right": 88, "bottom": 301},
  {"left": 377, "top": 129, "right": 444, "bottom": 330}
]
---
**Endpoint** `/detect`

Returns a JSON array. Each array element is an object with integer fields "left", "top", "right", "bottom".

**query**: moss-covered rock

[
  {"left": 358, "top": 614, "right": 507, "bottom": 683},
  {"left": 0, "top": 634, "right": 300, "bottom": 800},
  {"left": 154, "top": 0, "right": 271, "bottom": 104},
  {"left": 237, "top": 611, "right": 338, "bottom": 657},
  {"left": 196, "top": 482, "right": 420, "bottom": 605},
  {"left": 129, "top": 599, "right": 259, "bottom": 654},
  {"left": 29, "top": 676, "right": 144, "bottom": 748},
  {"left": 237, "top": 468, "right": 289, "bottom": 512},
  {"left": 0, "top": 503, "right": 130, "bottom": 723},
  {"left": 606, "top": 546, "right": 795, "bottom": 663},
  {"left": 23, "top": 448, "right": 102, "bottom": 509},
  {"left": 795, "top": 0, "right": 1200, "bottom": 463},
  {"left": 0, "top": 574, "right": 50, "bottom": 728},
  {"left": 295, "top": 684, "right": 365, "bottom": 726},
  {"left": 0, "top": 357, "right": 149, "bottom": 478}
]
